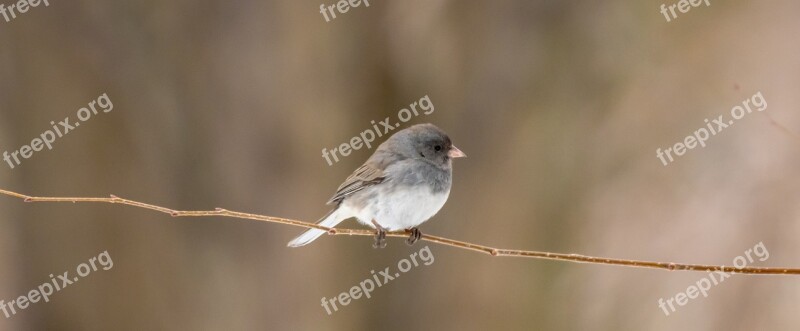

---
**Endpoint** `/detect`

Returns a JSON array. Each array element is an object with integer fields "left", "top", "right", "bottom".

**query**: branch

[
  {"left": 765, "top": 112, "right": 800, "bottom": 145},
  {"left": 1, "top": 188, "right": 798, "bottom": 275}
]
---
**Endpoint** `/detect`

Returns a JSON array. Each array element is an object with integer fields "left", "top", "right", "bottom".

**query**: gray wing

[{"left": 326, "top": 163, "right": 387, "bottom": 205}]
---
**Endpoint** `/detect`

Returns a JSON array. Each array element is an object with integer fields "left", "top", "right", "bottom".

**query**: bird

[{"left": 287, "top": 123, "right": 466, "bottom": 248}]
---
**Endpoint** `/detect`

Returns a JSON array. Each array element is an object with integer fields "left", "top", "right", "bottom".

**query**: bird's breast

[{"left": 374, "top": 185, "right": 450, "bottom": 230}]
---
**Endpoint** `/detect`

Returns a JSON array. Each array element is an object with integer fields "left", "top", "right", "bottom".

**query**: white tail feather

[{"left": 287, "top": 209, "right": 343, "bottom": 247}]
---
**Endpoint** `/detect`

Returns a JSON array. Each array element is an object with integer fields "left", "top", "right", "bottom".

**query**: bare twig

[
  {"left": 766, "top": 113, "right": 800, "bottom": 145},
  {"left": 1, "top": 188, "right": 798, "bottom": 275}
]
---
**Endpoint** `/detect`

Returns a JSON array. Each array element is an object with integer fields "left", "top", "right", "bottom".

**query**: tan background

[{"left": 1, "top": 0, "right": 799, "bottom": 330}]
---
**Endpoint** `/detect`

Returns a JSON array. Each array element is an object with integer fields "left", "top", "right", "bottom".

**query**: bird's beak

[{"left": 448, "top": 146, "right": 466, "bottom": 158}]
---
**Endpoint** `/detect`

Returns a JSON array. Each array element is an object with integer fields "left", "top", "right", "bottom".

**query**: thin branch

[
  {"left": 1, "top": 188, "right": 798, "bottom": 275},
  {"left": 766, "top": 113, "right": 800, "bottom": 145}
]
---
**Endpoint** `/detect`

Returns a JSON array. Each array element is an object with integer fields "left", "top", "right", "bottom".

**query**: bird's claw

[
  {"left": 373, "top": 229, "right": 387, "bottom": 249},
  {"left": 406, "top": 227, "right": 422, "bottom": 246},
  {"left": 371, "top": 219, "right": 388, "bottom": 249}
]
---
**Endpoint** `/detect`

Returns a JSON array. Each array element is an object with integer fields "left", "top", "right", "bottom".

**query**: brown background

[{"left": 1, "top": 0, "right": 799, "bottom": 330}]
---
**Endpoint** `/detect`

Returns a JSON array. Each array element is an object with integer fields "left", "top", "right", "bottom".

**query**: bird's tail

[{"left": 287, "top": 208, "right": 344, "bottom": 247}]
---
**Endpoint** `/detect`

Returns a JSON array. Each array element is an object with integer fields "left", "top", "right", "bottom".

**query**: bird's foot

[
  {"left": 373, "top": 229, "right": 387, "bottom": 249},
  {"left": 406, "top": 227, "right": 422, "bottom": 246},
  {"left": 371, "top": 220, "right": 387, "bottom": 249}
]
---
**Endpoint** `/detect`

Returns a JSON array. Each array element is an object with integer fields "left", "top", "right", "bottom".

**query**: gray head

[{"left": 383, "top": 123, "right": 466, "bottom": 169}]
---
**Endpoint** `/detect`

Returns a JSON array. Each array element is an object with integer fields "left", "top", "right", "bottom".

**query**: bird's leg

[
  {"left": 406, "top": 227, "right": 422, "bottom": 246},
  {"left": 371, "top": 219, "right": 387, "bottom": 249}
]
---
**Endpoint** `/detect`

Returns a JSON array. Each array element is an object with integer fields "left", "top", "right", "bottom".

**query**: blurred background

[{"left": 1, "top": 0, "right": 799, "bottom": 330}]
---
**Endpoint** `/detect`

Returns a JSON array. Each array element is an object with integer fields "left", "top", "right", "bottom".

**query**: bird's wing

[{"left": 326, "top": 163, "right": 387, "bottom": 205}]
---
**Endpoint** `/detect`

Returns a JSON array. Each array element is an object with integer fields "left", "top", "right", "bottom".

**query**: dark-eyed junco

[{"left": 288, "top": 123, "right": 465, "bottom": 248}]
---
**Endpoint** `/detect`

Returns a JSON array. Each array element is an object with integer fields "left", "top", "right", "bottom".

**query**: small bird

[{"left": 288, "top": 123, "right": 466, "bottom": 248}]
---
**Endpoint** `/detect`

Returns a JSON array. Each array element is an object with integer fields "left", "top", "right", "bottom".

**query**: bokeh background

[{"left": 1, "top": 1, "right": 799, "bottom": 330}]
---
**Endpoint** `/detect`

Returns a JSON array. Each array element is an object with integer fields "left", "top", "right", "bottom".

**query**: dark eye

[{"left": 434, "top": 145, "right": 441, "bottom": 151}]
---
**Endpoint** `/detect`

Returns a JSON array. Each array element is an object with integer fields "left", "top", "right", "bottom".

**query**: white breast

[{"left": 344, "top": 185, "right": 450, "bottom": 231}]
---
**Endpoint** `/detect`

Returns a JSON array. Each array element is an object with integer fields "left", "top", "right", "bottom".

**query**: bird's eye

[{"left": 434, "top": 145, "right": 441, "bottom": 151}]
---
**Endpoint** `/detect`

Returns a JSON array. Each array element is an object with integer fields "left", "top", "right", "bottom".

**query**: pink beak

[{"left": 447, "top": 146, "right": 466, "bottom": 158}]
